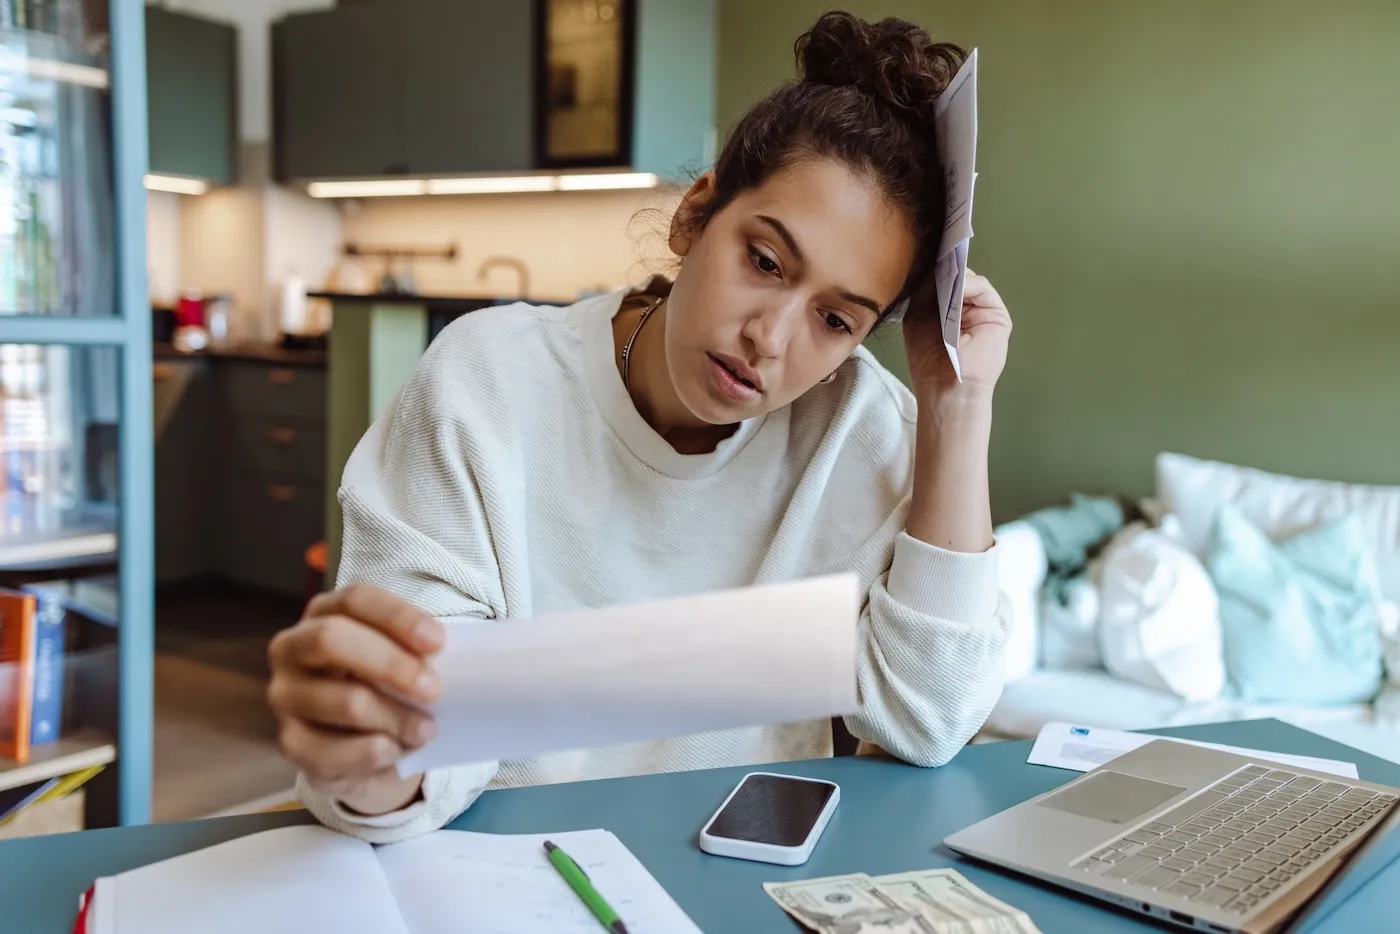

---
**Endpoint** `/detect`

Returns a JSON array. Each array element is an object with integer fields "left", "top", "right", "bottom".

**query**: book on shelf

[
  {"left": 0, "top": 587, "right": 35, "bottom": 764},
  {"left": 0, "top": 761, "right": 101, "bottom": 826},
  {"left": 0, "top": 583, "right": 67, "bottom": 764},
  {"left": 0, "top": 345, "right": 120, "bottom": 569},
  {"left": 23, "top": 583, "right": 65, "bottom": 744},
  {"left": 0, "top": 774, "right": 59, "bottom": 823},
  {"left": 0, "top": 347, "right": 68, "bottom": 541}
]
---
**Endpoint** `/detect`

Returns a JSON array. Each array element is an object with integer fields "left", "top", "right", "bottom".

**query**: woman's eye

[
  {"left": 748, "top": 246, "right": 780, "bottom": 276},
  {"left": 823, "top": 311, "right": 853, "bottom": 335}
]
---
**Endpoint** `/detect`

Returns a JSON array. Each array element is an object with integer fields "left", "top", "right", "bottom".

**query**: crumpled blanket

[{"left": 1022, "top": 493, "right": 1126, "bottom": 606}]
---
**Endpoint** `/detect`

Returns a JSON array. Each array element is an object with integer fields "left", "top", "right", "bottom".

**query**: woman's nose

[{"left": 742, "top": 301, "right": 801, "bottom": 359}]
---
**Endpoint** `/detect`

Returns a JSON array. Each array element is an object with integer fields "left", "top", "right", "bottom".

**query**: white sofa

[{"left": 982, "top": 452, "right": 1400, "bottom": 765}]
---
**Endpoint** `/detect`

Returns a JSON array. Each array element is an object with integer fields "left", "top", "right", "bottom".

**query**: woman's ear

[{"left": 668, "top": 172, "right": 718, "bottom": 259}]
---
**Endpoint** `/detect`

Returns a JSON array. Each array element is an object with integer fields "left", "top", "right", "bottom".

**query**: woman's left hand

[{"left": 903, "top": 270, "right": 1012, "bottom": 401}]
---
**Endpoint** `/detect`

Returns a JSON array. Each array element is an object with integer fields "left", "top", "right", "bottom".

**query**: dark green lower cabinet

[{"left": 155, "top": 354, "right": 326, "bottom": 599}]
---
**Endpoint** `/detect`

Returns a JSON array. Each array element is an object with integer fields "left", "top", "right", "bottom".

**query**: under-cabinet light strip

[
  {"left": 144, "top": 174, "right": 210, "bottom": 196},
  {"left": 426, "top": 176, "right": 558, "bottom": 195},
  {"left": 306, "top": 172, "right": 659, "bottom": 199},
  {"left": 557, "top": 172, "right": 660, "bottom": 191}
]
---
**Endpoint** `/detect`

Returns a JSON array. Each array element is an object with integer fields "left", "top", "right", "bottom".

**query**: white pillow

[
  {"left": 1096, "top": 521, "right": 1226, "bottom": 702},
  {"left": 1380, "top": 600, "right": 1400, "bottom": 688},
  {"left": 1156, "top": 452, "right": 1400, "bottom": 602},
  {"left": 1039, "top": 576, "right": 1101, "bottom": 670},
  {"left": 994, "top": 520, "right": 1047, "bottom": 683}
]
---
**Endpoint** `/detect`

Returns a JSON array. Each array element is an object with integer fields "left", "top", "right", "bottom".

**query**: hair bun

[{"left": 796, "top": 11, "right": 965, "bottom": 116}]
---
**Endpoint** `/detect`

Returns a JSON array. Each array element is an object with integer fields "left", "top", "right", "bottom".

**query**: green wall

[{"left": 719, "top": 0, "right": 1400, "bottom": 522}]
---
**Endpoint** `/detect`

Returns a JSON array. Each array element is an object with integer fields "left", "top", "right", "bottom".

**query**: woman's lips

[{"left": 707, "top": 353, "right": 761, "bottom": 402}]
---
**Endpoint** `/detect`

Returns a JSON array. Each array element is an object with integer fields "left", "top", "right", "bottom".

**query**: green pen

[{"left": 543, "top": 840, "right": 631, "bottom": 934}]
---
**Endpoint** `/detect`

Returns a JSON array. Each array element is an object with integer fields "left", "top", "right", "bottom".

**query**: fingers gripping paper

[
  {"left": 933, "top": 48, "right": 978, "bottom": 382},
  {"left": 398, "top": 574, "right": 861, "bottom": 775}
]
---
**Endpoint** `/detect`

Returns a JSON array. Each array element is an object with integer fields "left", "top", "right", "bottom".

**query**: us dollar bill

[
  {"left": 875, "top": 869, "right": 1042, "bottom": 934},
  {"left": 762, "top": 873, "right": 939, "bottom": 933},
  {"left": 764, "top": 869, "right": 1041, "bottom": 934}
]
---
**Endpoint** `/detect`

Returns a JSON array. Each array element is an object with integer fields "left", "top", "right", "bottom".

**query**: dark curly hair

[{"left": 682, "top": 11, "right": 966, "bottom": 324}]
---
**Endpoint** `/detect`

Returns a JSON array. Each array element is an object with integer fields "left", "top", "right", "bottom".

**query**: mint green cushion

[{"left": 1206, "top": 505, "right": 1384, "bottom": 705}]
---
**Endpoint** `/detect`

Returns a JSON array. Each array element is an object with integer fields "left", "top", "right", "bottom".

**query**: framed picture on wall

[{"left": 534, "top": 0, "right": 637, "bottom": 168}]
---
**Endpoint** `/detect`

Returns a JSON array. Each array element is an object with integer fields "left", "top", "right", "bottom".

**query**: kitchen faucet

[{"left": 476, "top": 256, "right": 530, "bottom": 299}]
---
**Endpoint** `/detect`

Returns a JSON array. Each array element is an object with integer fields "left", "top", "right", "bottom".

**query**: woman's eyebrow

[
  {"left": 756, "top": 214, "right": 806, "bottom": 263},
  {"left": 755, "top": 214, "right": 883, "bottom": 316}
]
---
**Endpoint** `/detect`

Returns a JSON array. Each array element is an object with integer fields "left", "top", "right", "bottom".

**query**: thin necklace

[{"left": 621, "top": 296, "right": 664, "bottom": 390}]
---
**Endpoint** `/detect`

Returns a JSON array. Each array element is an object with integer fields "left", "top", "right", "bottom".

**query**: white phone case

[{"left": 697, "top": 771, "right": 840, "bottom": 866}]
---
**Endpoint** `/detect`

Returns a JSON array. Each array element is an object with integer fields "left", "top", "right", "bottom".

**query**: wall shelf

[
  {"left": 0, "top": 27, "right": 109, "bottom": 88},
  {"left": 0, "top": 729, "right": 116, "bottom": 794}
]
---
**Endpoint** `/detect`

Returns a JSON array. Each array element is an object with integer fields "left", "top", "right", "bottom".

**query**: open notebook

[{"left": 79, "top": 825, "right": 703, "bottom": 934}]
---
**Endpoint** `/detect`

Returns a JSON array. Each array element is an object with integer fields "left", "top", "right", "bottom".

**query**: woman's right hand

[{"left": 268, "top": 583, "right": 445, "bottom": 816}]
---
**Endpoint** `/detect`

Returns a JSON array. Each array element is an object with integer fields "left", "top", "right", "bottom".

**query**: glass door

[{"left": 0, "top": 0, "right": 151, "bottom": 830}]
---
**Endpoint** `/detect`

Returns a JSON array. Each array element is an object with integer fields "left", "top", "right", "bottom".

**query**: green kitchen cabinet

[
  {"left": 273, "top": 0, "right": 534, "bottom": 180},
  {"left": 400, "top": 0, "right": 534, "bottom": 175},
  {"left": 154, "top": 354, "right": 326, "bottom": 600},
  {"left": 218, "top": 360, "right": 327, "bottom": 597},
  {"left": 145, "top": 6, "right": 237, "bottom": 184},
  {"left": 272, "top": 3, "right": 405, "bottom": 180},
  {"left": 153, "top": 359, "right": 218, "bottom": 586},
  {"left": 271, "top": 0, "right": 715, "bottom": 183}
]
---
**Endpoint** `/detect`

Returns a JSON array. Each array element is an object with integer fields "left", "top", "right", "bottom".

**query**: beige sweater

[{"left": 298, "top": 287, "right": 1010, "bottom": 843}]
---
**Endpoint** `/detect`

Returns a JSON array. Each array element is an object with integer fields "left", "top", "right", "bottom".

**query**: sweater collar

[{"left": 578, "top": 285, "right": 776, "bottom": 480}]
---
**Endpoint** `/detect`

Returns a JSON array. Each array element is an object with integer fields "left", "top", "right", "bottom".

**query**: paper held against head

[
  {"left": 398, "top": 574, "right": 861, "bottom": 776},
  {"left": 933, "top": 48, "right": 978, "bottom": 382}
]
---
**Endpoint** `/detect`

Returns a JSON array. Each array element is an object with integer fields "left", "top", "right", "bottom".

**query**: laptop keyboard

[{"left": 1074, "top": 765, "right": 1397, "bottom": 917}]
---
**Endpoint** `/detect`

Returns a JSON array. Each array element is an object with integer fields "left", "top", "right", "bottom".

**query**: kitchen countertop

[
  {"left": 308, "top": 291, "right": 572, "bottom": 311},
  {"left": 153, "top": 341, "right": 327, "bottom": 367}
]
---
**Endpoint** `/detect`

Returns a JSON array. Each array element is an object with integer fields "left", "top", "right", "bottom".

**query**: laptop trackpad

[{"left": 1037, "top": 771, "right": 1187, "bottom": 824}]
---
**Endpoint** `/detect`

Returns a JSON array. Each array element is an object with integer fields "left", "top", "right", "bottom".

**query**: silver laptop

[{"left": 944, "top": 739, "right": 1400, "bottom": 934}]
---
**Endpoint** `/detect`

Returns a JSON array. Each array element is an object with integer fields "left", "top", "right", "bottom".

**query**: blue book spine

[{"left": 25, "top": 587, "right": 65, "bottom": 746}]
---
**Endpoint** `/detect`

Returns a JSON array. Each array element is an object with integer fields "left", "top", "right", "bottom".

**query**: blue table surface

[{"left": 5, "top": 719, "right": 1399, "bottom": 933}]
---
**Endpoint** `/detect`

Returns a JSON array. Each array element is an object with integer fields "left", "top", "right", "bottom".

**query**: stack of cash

[{"left": 764, "top": 868, "right": 1042, "bottom": 934}]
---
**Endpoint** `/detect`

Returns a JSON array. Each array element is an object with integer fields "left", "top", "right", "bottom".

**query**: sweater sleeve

[
  {"left": 844, "top": 530, "right": 1011, "bottom": 767},
  {"left": 295, "top": 342, "right": 508, "bottom": 843}
]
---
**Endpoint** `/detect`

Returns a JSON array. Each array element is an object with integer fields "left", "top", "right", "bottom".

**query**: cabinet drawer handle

[
  {"left": 267, "top": 426, "right": 298, "bottom": 445},
  {"left": 267, "top": 484, "right": 297, "bottom": 502},
  {"left": 267, "top": 368, "right": 296, "bottom": 386},
  {"left": 152, "top": 362, "right": 176, "bottom": 382}
]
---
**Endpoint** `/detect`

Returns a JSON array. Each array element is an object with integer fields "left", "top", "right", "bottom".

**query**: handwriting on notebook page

[{"left": 375, "top": 828, "right": 703, "bottom": 934}]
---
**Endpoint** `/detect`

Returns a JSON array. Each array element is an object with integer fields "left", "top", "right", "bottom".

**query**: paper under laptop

[
  {"left": 399, "top": 574, "right": 860, "bottom": 776},
  {"left": 1028, "top": 721, "right": 1359, "bottom": 779},
  {"left": 932, "top": 47, "right": 978, "bottom": 381}
]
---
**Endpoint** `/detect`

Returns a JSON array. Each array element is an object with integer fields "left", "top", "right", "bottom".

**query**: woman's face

[{"left": 664, "top": 159, "right": 917, "bottom": 425}]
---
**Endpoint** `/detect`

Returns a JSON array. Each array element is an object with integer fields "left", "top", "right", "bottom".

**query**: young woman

[{"left": 268, "top": 11, "right": 1013, "bottom": 843}]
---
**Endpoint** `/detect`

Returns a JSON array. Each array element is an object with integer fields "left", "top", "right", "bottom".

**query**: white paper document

[
  {"left": 932, "top": 47, "right": 978, "bottom": 381},
  {"left": 1028, "top": 722, "right": 1359, "bottom": 779},
  {"left": 399, "top": 574, "right": 861, "bottom": 775}
]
